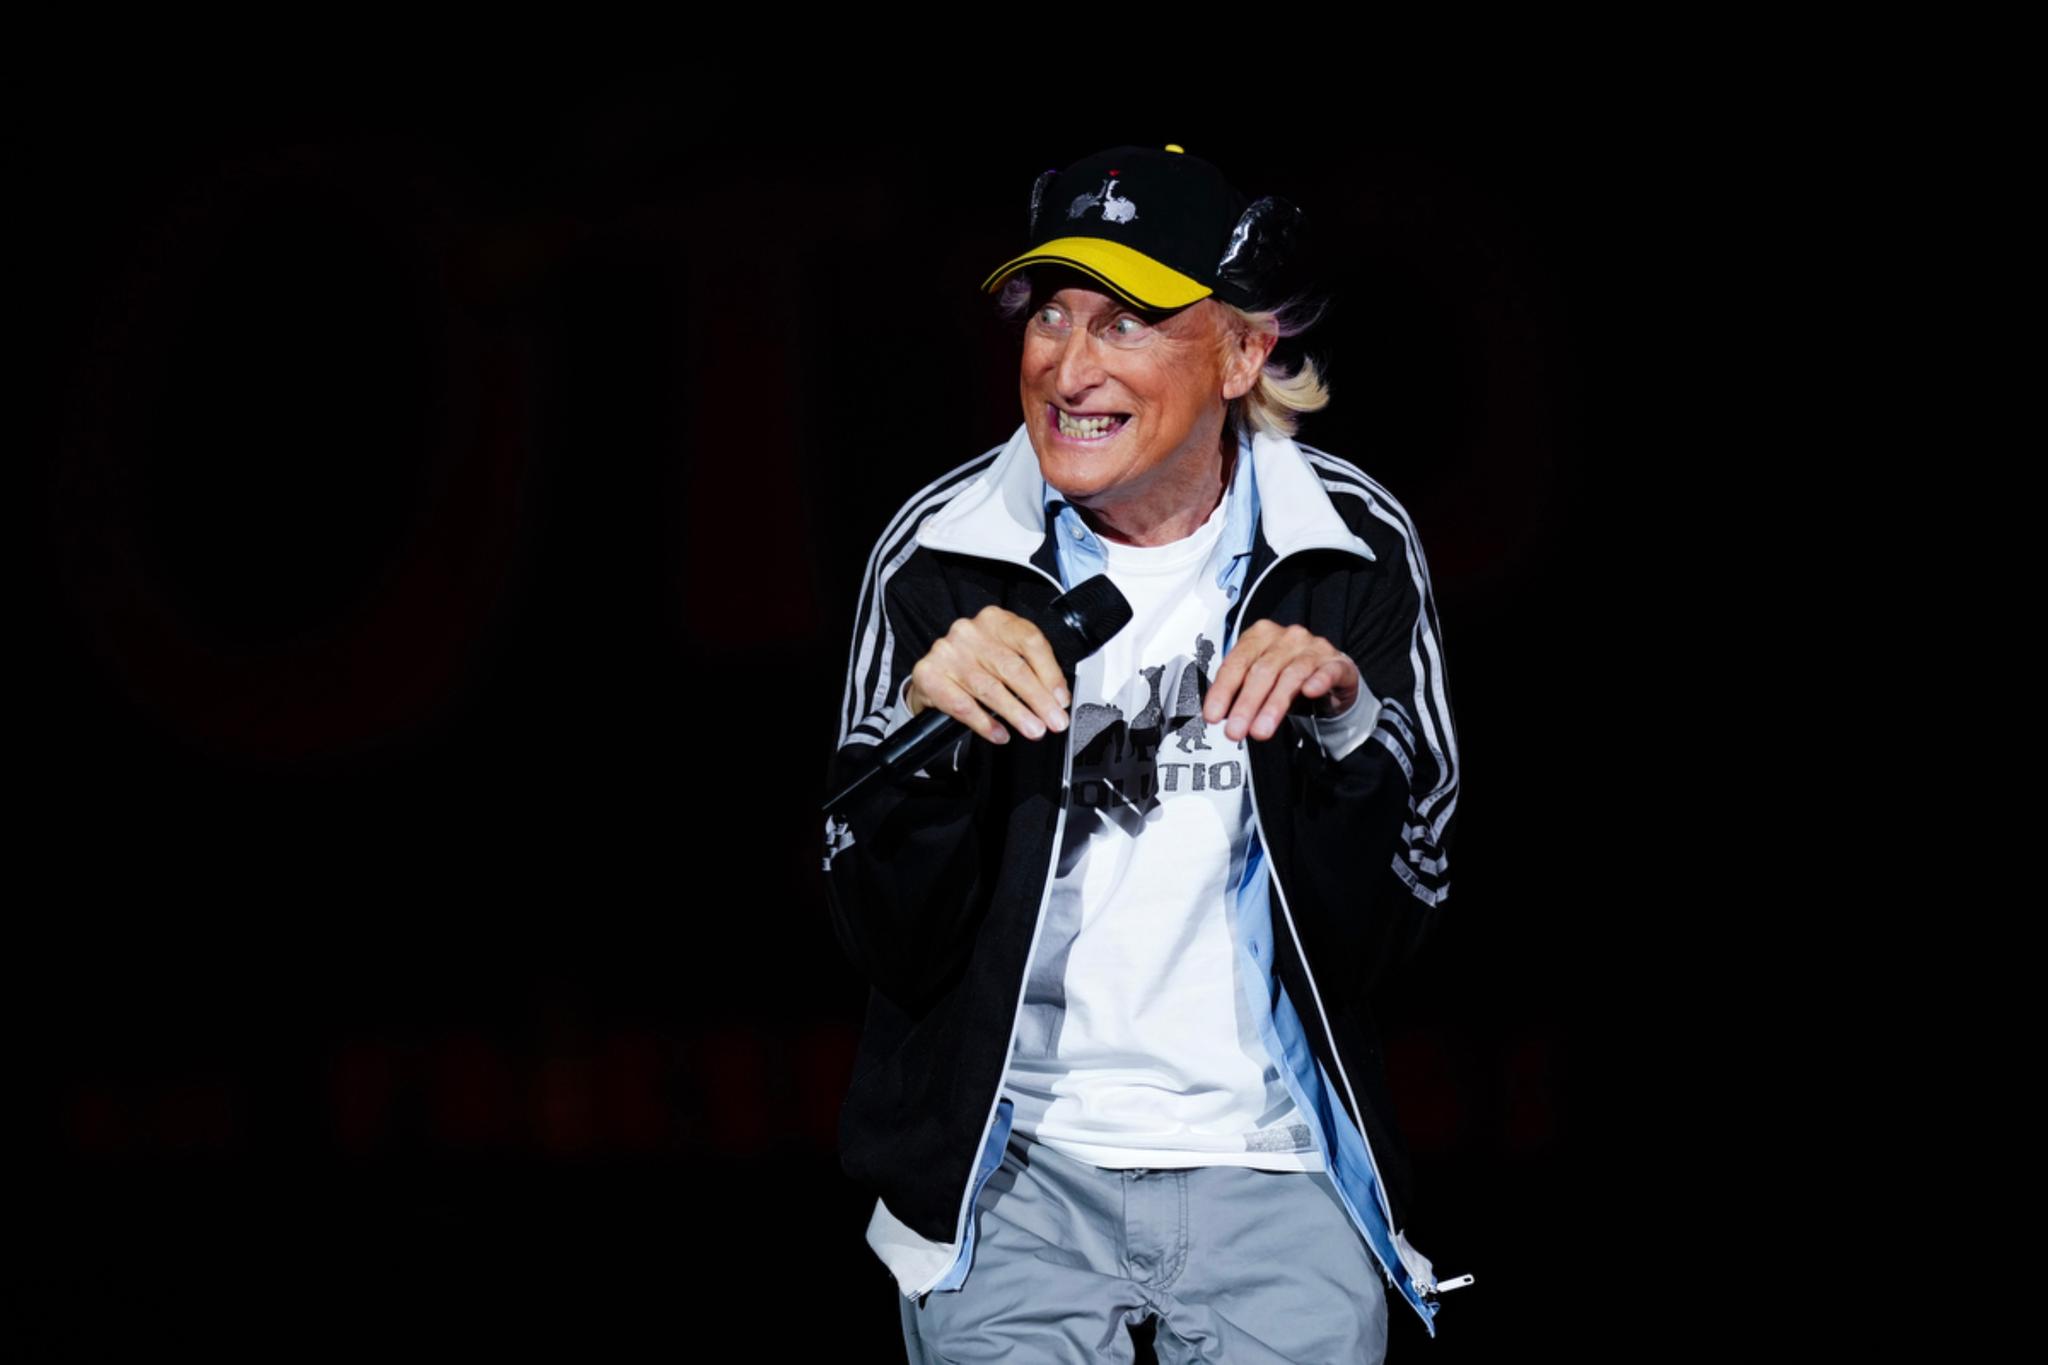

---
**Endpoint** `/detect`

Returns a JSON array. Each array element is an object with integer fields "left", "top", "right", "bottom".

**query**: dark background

[{"left": 23, "top": 57, "right": 1721, "bottom": 1356}]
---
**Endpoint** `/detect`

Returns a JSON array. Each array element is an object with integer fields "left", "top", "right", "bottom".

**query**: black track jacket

[{"left": 822, "top": 427, "right": 1460, "bottom": 1331}]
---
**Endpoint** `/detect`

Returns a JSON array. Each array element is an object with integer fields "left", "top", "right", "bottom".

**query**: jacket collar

[{"left": 914, "top": 424, "right": 1375, "bottom": 569}]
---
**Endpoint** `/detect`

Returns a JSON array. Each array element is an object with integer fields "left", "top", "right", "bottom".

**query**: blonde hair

[{"left": 1212, "top": 297, "right": 1329, "bottom": 442}]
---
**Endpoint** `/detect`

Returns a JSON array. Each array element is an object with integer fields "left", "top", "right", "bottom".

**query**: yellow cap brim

[{"left": 979, "top": 236, "right": 1211, "bottom": 311}]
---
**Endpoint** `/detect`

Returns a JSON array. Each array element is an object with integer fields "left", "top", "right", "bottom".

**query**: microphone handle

[
  {"left": 875, "top": 703, "right": 972, "bottom": 784},
  {"left": 820, "top": 698, "right": 973, "bottom": 815}
]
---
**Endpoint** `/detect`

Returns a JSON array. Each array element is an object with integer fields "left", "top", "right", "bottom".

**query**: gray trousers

[{"left": 898, "top": 1128, "right": 1389, "bottom": 1364}]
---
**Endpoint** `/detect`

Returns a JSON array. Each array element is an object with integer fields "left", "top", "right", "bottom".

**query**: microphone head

[{"left": 1039, "top": 574, "right": 1134, "bottom": 673}]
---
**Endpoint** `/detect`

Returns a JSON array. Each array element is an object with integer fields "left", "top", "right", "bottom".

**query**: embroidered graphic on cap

[{"left": 1068, "top": 176, "right": 1139, "bottom": 225}]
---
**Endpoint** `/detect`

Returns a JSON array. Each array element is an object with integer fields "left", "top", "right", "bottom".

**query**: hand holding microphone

[
  {"left": 823, "top": 576, "right": 1131, "bottom": 814},
  {"left": 909, "top": 605, "right": 1072, "bottom": 744}
]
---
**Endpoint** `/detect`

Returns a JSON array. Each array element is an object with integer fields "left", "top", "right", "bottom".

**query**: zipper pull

[{"left": 1422, "top": 1272, "right": 1475, "bottom": 1299}]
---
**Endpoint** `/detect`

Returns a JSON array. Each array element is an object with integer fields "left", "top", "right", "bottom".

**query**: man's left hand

[{"left": 1203, "top": 622, "right": 1360, "bottom": 743}]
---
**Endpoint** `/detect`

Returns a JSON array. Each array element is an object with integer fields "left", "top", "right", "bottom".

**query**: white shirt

[{"left": 1002, "top": 492, "right": 1322, "bottom": 1171}]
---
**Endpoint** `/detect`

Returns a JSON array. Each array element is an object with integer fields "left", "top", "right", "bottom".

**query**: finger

[
  {"left": 1000, "top": 618, "right": 1073, "bottom": 718},
  {"left": 1253, "top": 655, "right": 1327, "bottom": 739},
  {"left": 1225, "top": 649, "right": 1288, "bottom": 742},
  {"left": 1205, "top": 622, "right": 1278, "bottom": 724},
  {"left": 987, "top": 626, "right": 1069, "bottom": 731},
  {"left": 912, "top": 662, "right": 1010, "bottom": 744},
  {"left": 1234, "top": 627, "right": 1318, "bottom": 739},
  {"left": 1298, "top": 656, "right": 1357, "bottom": 710},
  {"left": 958, "top": 662, "right": 1054, "bottom": 742}
]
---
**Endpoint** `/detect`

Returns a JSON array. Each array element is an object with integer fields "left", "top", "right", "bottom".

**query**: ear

[{"left": 1219, "top": 314, "right": 1279, "bottom": 402}]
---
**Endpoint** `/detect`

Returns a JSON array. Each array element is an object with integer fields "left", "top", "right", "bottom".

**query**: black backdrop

[{"left": 23, "top": 56, "right": 1727, "bottom": 1357}]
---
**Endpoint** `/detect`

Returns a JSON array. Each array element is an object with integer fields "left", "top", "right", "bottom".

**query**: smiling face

[{"left": 1019, "top": 280, "right": 1270, "bottom": 545}]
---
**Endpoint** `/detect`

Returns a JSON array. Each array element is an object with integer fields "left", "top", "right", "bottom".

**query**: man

[{"left": 823, "top": 145, "right": 1462, "bottom": 1362}]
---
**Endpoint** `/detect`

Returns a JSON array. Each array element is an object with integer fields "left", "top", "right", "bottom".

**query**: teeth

[{"left": 1058, "top": 410, "right": 1121, "bottom": 438}]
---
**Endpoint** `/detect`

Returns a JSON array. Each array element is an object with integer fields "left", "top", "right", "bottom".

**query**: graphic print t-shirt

[{"left": 1002, "top": 495, "right": 1322, "bottom": 1171}]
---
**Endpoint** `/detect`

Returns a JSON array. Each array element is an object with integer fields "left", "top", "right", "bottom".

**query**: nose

[{"left": 1052, "top": 327, "right": 1106, "bottom": 403}]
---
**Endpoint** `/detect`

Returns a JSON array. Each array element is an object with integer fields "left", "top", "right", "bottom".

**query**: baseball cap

[{"left": 979, "top": 144, "right": 1302, "bottom": 312}]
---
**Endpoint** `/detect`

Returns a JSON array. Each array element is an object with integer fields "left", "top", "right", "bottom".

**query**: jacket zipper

[
  {"left": 918, "top": 561, "right": 1076, "bottom": 1298},
  {"left": 1232, "top": 547, "right": 1430, "bottom": 1302}
]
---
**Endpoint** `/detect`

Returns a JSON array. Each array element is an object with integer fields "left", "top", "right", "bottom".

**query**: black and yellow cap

[{"left": 980, "top": 144, "right": 1302, "bottom": 312}]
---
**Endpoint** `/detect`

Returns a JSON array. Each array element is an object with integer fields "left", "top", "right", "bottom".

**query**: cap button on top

[{"left": 1164, "top": 144, "right": 1185, "bottom": 154}]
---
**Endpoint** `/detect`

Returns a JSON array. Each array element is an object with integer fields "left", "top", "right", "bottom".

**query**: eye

[
  {"left": 1110, "top": 315, "right": 1147, "bottom": 338},
  {"left": 1033, "top": 304, "right": 1067, "bottom": 328}
]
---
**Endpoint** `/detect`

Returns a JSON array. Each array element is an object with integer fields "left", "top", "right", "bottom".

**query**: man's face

[{"left": 1019, "top": 282, "right": 1251, "bottom": 530}]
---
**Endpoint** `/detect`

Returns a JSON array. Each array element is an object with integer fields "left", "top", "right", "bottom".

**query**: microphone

[{"left": 823, "top": 575, "right": 1132, "bottom": 814}]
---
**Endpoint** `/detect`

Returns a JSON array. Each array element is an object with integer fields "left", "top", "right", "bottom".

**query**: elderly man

[{"left": 823, "top": 144, "right": 1462, "bottom": 1363}]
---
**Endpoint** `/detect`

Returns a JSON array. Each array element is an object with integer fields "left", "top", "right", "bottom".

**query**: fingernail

[
  {"left": 1020, "top": 716, "right": 1045, "bottom": 740},
  {"left": 991, "top": 724, "right": 1010, "bottom": 744},
  {"left": 1048, "top": 708, "right": 1068, "bottom": 732},
  {"left": 1054, "top": 687, "right": 1071, "bottom": 709}
]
